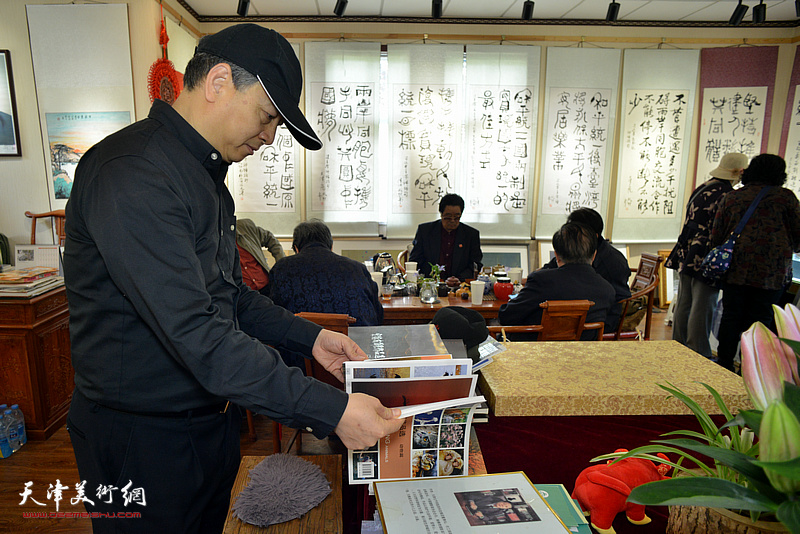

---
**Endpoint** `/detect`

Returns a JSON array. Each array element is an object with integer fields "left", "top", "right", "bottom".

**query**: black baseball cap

[
  {"left": 196, "top": 24, "right": 322, "bottom": 151},
  {"left": 432, "top": 307, "right": 489, "bottom": 363}
]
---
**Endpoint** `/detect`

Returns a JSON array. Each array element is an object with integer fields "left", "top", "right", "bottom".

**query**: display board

[
  {"left": 305, "top": 41, "right": 382, "bottom": 235},
  {"left": 27, "top": 4, "right": 135, "bottom": 209},
  {"left": 694, "top": 47, "right": 778, "bottom": 186},
  {"left": 462, "top": 45, "right": 540, "bottom": 239},
  {"left": 779, "top": 47, "right": 800, "bottom": 198},
  {"left": 536, "top": 47, "right": 621, "bottom": 239},
  {"left": 611, "top": 49, "right": 699, "bottom": 243}
]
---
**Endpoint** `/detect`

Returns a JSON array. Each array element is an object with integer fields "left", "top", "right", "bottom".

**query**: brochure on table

[
  {"left": 374, "top": 471, "right": 571, "bottom": 533},
  {"left": 345, "top": 357, "right": 483, "bottom": 485}
]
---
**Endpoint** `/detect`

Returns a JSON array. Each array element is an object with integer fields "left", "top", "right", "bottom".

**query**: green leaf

[
  {"left": 751, "top": 456, "right": 800, "bottom": 482},
  {"left": 776, "top": 499, "right": 800, "bottom": 533},
  {"left": 627, "top": 478, "right": 778, "bottom": 512},
  {"left": 659, "top": 382, "right": 721, "bottom": 442},
  {"left": 736, "top": 410, "right": 764, "bottom": 436},
  {"left": 785, "top": 381, "right": 800, "bottom": 422},
  {"left": 653, "top": 439, "right": 770, "bottom": 483},
  {"left": 591, "top": 445, "right": 715, "bottom": 476}
]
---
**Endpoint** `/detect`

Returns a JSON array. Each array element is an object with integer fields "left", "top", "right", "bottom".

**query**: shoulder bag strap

[{"left": 731, "top": 186, "right": 773, "bottom": 237}]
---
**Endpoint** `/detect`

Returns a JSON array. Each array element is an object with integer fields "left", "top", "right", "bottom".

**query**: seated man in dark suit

[
  {"left": 541, "top": 208, "right": 631, "bottom": 331},
  {"left": 409, "top": 193, "right": 483, "bottom": 281},
  {"left": 498, "top": 222, "right": 617, "bottom": 340},
  {"left": 269, "top": 219, "right": 383, "bottom": 326}
]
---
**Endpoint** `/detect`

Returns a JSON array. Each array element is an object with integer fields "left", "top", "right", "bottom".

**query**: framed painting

[{"left": 0, "top": 50, "right": 21, "bottom": 156}]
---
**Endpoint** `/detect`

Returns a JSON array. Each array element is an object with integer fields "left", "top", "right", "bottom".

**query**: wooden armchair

[
  {"left": 604, "top": 253, "right": 663, "bottom": 341},
  {"left": 488, "top": 300, "right": 604, "bottom": 341},
  {"left": 396, "top": 248, "right": 409, "bottom": 274},
  {"left": 25, "top": 209, "right": 66, "bottom": 246},
  {"left": 248, "top": 312, "right": 356, "bottom": 453}
]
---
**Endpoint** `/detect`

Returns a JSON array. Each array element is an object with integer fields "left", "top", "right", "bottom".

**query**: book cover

[
  {"left": 535, "top": 484, "right": 591, "bottom": 534},
  {"left": 374, "top": 472, "right": 571, "bottom": 532},
  {"left": 348, "top": 324, "right": 450, "bottom": 360},
  {"left": 0, "top": 266, "right": 58, "bottom": 284}
]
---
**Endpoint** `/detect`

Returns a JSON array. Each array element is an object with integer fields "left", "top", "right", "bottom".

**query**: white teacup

[
  {"left": 370, "top": 271, "right": 384, "bottom": 287},
  {"left": 470, "top": 280, "right": 485, "bottom": 305},
  {"left": 405, "top": 261, "right": 417, "bottom": 273}
]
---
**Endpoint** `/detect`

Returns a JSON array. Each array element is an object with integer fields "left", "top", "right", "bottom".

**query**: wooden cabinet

[{"left": 0, "top": 286, "right": 73, "bottom": 440}]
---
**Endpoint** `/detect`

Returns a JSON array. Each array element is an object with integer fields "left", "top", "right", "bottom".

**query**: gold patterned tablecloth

[{"left": 478, "top": 340, "right": 750, "bottom": 417}]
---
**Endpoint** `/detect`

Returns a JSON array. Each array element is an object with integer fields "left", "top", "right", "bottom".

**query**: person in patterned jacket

[
  {"left": 666, "top": 152, "right": 747, "bottom": 359},
  {"left": 710, "top": 153, "right": 800, "bottom": 372}
]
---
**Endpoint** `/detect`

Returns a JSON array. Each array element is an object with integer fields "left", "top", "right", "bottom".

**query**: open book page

[
  {"left": 374, "top": 472, "right": 570, "bottom": 533},
  {"left": 348, "top": 403, "right": 479, "bottom": 485},
  {"left": 348, "top": 324, "right": 450, "bottom": 360}
]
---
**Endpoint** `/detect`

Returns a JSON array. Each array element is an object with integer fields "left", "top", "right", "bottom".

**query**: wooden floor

[{"left": 1, "top": 309, "right": 673, "bottom": 533}]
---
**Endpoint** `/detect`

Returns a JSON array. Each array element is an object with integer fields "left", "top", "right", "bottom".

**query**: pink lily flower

[
  {"left": 740, "top": 322, "right": 793, "bottom": 410},
  {"left": 772, "top": 304, "right": 800, "bottom": 384}
]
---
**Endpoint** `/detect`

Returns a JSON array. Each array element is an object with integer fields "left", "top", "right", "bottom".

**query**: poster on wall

[
  {"left": 45, "top": 112, "right": 130, "bottom": 200},
  {"left": 783, "top": 85, "right": 800, "bottom": 197},
  {"left": 309, "top": 81, "right": 377, "bottom": 213},
  {"left": 696, "top": 86, "right": 767, "bottom": 182},
  {"left": 229, "top": 124, "right": 297, "bottom": 213},
  {"left": 465, "top": 85, "right": 534, "bottom": 215},
  {"left": 0, "top": 50, "right": 21, "bottom": 157},
  {"left": 540, "top": 87, "right": 612, "bottom": 216},
  {"left": 617, "top": 89, "right": 690, "bottom": 218},
  {"left": 392, "top": 84, "right": 460, "bottom": 213}
]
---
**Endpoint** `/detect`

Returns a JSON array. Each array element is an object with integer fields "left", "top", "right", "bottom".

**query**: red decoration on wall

[{"left": 147, "top": 7, "right": 183, "bottom": 105}]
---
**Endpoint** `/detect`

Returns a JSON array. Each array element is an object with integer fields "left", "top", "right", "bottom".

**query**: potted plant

[{"left": 592, "top": 303, "right": 800, "bottom": 533}]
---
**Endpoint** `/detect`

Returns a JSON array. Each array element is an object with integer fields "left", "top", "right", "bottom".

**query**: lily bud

[
  {"left": 759, "top": 400, "right": 800, "bottom": 495},
  {"left": 772, "top": 304, "right": 800, "bottom": 384},
  {"left": 740, "top": 322, "right": 792, "bottom": 410}
]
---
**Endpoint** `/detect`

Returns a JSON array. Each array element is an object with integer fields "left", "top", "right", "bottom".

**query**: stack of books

[{"left": 0, "top": 267, "right": 63, "bottom": 298}]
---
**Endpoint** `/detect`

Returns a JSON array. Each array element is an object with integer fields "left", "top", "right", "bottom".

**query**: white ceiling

[{"left": 178, "top": 0, "right": 798, "bottom": 24}]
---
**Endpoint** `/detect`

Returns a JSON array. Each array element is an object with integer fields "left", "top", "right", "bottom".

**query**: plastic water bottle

[
  {"left": 0, "top": 415, "right": 12, "bottom": 458},
  {"left": 10, "top": 405, "right": 26, "bottom": 447},
  {"left": 3, "top": 410, "right": 21, "bottom": 452}
]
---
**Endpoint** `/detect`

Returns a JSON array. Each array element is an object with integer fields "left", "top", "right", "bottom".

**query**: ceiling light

[
  {"left": 432, "top": 0, "right": 443, "bottom": 19},
  {"left": 753, "top": 0, "right": 766, "bottom": 22},
  {"left": 522, "top": 0, "right": 534, "bottom": 20},
  {"left": 729, "top": 0, "right": 748, "bottom": 25},
  {"left": 606, "top": 1, "right": 620, "bottom": 21},
  {"left": 236, "top": 0, "right": 249, "bottom": 17},
  {"left": 333, "top": 0, "right": 348, "bottom": 17}
]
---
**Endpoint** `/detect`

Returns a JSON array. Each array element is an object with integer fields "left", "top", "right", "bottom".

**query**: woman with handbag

[
  {"left": 710, "top": 154, "right": 800, "bottom": 372},
  {"left": 666, "top": 153, "right": 748, "bottom": 360}
]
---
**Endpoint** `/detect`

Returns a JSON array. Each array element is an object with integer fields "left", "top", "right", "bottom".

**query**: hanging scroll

[
  {"left": 541, "top": 87, "right": 612, "bottom": 216},
  {"left": 784, "top": 87, "right": 800, "bottom": 196},
  {"left": 617, "top": 89, "right": 690, "bottom": 219},
  {"left": 696, "top": 86, "right": 768, "bottom": 181},
  {"left": 229, "top": 125, "right": 298, "bottom": 213},
  {"left": 309, "top": 81, "right": 377, "bottom": 212},
  {"left": 536, "top": 47, "right": 621, "bottom": 240}
]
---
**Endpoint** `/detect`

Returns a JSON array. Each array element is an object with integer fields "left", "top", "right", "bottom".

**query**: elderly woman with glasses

[{"left": 409, "top": 193, "right": 483, "bottom": 281}]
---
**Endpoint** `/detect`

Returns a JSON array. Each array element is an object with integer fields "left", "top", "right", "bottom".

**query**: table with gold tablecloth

[{"left": 474, "top": 340, "right": 750, "bottom": 534}]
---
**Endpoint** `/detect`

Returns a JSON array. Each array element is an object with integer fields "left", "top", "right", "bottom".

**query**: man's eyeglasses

[{"left": 442, "top": 215, "right": 461, "bottom": 221}]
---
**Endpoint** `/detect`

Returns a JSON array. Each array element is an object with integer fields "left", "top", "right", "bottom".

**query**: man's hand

[
  {"left": 311, "top": 329, "right": 368, "bottom": 382},
  {"left": 334, "top": 393, "right": 404, "bottom": 450}
]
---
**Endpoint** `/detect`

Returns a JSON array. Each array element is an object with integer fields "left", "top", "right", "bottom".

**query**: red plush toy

[{"left": 571, "top": 449, "right": 671, "bottom": 534}]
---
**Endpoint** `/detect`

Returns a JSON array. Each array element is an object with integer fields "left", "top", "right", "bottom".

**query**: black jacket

[{"left": 409, "top": 220, "right": 483, "bottom": 280}]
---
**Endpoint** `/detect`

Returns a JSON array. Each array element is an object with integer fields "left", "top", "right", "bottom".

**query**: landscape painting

[{"left": 45, "top": 111, "right": 130, "bottom": 199}]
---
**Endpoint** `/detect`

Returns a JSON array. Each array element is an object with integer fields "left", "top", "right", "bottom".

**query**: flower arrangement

[
  {"left": 593, "top": 303, "right": 800, "bottom": 532},
  {"left": 427, "top": 263, "right": 444, "bottom": 282}
]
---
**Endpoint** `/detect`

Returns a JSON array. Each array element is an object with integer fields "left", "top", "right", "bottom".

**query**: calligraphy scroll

[
  {"left": 696, "top": 87, "right": 767, "bottom": 182},
  {"left": 784, "top": 86, "right": 800, "bottom": 197},
  {"left": 541, "top": 87, "right": 611, "bottom": 216},
  {"left": 229, "top": 124, "right": 298, "bottom": 213},
  {"left": 617, "top": 89, "right": 690, "bottom": 219},
  {"left": 309, "top": 82, "right": 376, "bottom": 212},
  {"left": 466, "top": 85, "right": 534, "bottom": 214},
  {"left": 392, "top": 83, "right": 460, "bottom": 213}
]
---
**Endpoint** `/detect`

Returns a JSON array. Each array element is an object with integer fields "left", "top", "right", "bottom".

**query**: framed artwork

[{"left": 0, "top": 50, "right": 21, "bottom": 156}]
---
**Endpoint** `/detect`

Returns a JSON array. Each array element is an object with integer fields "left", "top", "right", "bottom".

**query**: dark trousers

[
  {"left": 67, "top": 389, "right": 241, "bottom": 533},
  {"left": 716, "top": 282, "right": 784, "bottom": 372}
]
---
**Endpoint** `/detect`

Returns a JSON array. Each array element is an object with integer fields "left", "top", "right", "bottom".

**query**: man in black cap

[{"left": 64, "top": 24, "right": 402, "bottom": 533}]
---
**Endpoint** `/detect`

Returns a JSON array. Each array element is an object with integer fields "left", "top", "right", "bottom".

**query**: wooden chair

[
  {"left": 25, "top": 209, "right": 66, "bottom": 246},
  {"left": 488, "top": 300, "right": 604, "bottom": 341},
  {"left": 247, "top": 312, "right": 356, "bottom": 454},
  {"left": 397, "top": 248, "right": 409, "bottom": 274},
  {"left": 604, "top": 253, "right": 663, "bottom": 341}
]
